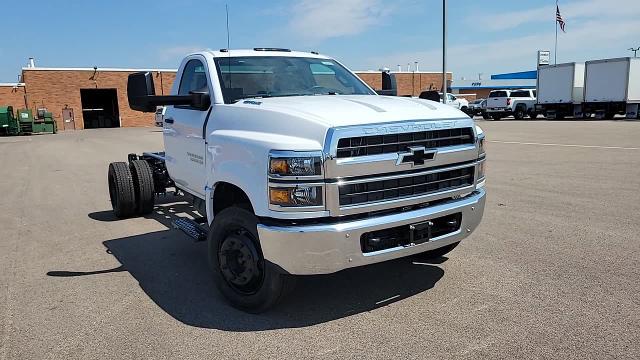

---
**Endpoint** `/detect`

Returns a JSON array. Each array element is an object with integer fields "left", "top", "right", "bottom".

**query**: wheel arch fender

[{"left": 204, "top": 129, "right": 323, "bottom": 224}]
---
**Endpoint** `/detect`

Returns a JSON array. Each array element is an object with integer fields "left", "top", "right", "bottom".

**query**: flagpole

[{"left": 555, "top": 0, "right": 558, "bottom": 64}]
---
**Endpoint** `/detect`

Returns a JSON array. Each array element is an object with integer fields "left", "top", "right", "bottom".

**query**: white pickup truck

[
  {"left": 485, "top": 89, "right": 538, "bottom": 120},
  {"left": 108, "top": 48, "right": 486, "bottom": 312}
]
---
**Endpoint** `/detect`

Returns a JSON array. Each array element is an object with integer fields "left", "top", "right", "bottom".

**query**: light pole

[
  {"left": 629, "top": 47, "right": 640, "bottom": 58},
  {"left": 442, "top": 0, "right": 447, "bottom": 103}
]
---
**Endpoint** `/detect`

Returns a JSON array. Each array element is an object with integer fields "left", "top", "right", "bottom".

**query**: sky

[{"left": 1, "top": 0, "right": 639, "bottom": 82}]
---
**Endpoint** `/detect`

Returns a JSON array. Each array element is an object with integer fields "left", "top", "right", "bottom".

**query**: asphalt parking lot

[{"left": 1, "top": 120, "right": 639, "bottom": 359}]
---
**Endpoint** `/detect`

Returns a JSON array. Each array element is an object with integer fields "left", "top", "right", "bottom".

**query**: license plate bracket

[{"left": 409, "top": 220, "right": 433, "bottom": 245}]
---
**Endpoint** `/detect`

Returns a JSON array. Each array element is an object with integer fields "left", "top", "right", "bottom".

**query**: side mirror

[
  {"left": 419, "top": 90, "right": 441, "bottom": 102},
  {"left": 375, "top": 71, "right": 397, "bottom": 96},
  {"left": 127, "top": 72, "right": 208, "bottom": 112},
  {"left": 128, "top": 72, "right": 156, "bottom": 112},
  {"left": 190, "top": 90, "right": 211, "bottom": 110}
]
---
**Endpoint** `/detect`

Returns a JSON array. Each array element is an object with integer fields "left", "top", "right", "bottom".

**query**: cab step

[{"left": 172, "top": 217, "right": 208, "bottom": 242}]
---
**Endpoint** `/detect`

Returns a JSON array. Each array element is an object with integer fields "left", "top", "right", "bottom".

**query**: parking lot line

[{"left": 489, "top": 140, "right": 640, "bottom": 151}]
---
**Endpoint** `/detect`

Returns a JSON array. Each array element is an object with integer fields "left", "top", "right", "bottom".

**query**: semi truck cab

[{"left": 109, "top": 48, "right": 486, "bottom": 312}]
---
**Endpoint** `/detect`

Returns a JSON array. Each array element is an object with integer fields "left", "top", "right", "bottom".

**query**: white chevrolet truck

[{"left": 108, "top": 48, "right": 486, "bottom": 312}]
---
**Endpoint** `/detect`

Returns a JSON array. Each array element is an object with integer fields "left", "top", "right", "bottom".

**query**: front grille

[
  {"left": 336, "top": 127, "right": 474, "bottom": 158},
  {"left": 339, "top": 166, "right": 474, "bottom": 206}
]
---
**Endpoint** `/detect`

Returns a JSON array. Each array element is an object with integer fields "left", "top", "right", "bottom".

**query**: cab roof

[{"left": 200, "top": 48, "right": 331, "bottom": 59}]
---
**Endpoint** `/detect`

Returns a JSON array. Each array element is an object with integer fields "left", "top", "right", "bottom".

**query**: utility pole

[
  {"left": 442, "top": 0, "right": 447, "bottom": 103},
  {"left": 629, "top": 47, "right": 640, "bottom": 58}
]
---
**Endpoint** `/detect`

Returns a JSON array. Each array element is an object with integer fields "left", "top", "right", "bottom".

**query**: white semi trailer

[
  {"left": 583, "top": 57, "right": 640, "bottom": 119},
  {"left": 535, "top": 62, "right": 587, "bottom": 119}
]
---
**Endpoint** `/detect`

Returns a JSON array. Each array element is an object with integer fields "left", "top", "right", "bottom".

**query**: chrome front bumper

[{"left": 257, "top": 188, "right": 486, "bottom": 275}]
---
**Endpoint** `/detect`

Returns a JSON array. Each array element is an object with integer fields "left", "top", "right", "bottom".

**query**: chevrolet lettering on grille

[{"left": 396, "top": 146, "right": 437, "bottom": 166}]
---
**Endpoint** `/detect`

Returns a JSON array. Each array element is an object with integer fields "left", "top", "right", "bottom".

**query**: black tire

[
  {"left": 491, "top": 114, "right": 501, "bottom": 121},
  {"left": 482, "top": 112, "right": 491, "bottom": 120},
  {"left": 582, "top": 112, "right": 592, "bottom": 119},
  {"left": 130, "top": 160, "right": 155, "bottom": 215},
  {"left": 528, "top": 111, "right": 539, "bottom": 119},
  {"left": 414, "top": 242, "right": 460, "bottom": 260},
  {"left": 605, "top": 112, "right": 615, "bottom": 120},
  {"left": 513, "top": 106, "right": 525, "bottom": 120},
  {"left": 208, "top": 207, "right": 295, "bottom": 313},
  {"left": 108, "top": 162, "right": 137, "bottom": 218}
]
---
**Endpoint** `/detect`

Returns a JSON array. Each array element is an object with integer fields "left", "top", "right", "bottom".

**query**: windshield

[{"left": 214, "top": 56, "right": 375, "bottom": 103}]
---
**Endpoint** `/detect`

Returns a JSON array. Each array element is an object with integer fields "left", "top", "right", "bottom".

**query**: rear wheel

[
  {"left": 108, "top": 162, "right": 137, "bottom": 218},
  {"left": 513, "top": 106, "right": 526, "bottom": 120},
  {"left": 130, "top": 160, "right": 155, "bottom": 215},
  {"left": 482, "top": 112, "right": 490, "bottom": 120},
  {"left": 208, "top": 207, "right": 295, "bottom": 313}
]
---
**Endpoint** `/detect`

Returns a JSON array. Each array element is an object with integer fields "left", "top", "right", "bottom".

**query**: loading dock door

[{"left": 80, "top": 89, "right": 120, "bottom": 129}]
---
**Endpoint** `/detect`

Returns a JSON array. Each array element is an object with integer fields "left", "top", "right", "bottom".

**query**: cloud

[
  {"left": 475, "top": 0, "right": 640, "bottom": 31},
  {"left": 366, "top": 16, "right": 640, "bottom": 77},
  {"left": 288, "top": 0, "right": 399, "bottom": 41},
  {"left": 158, "top": 45, "right": 207, "bottom": 62}
]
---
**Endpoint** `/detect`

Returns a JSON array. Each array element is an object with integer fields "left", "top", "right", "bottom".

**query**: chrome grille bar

[
  {"left": 338, "top": 166, "right": 475, "bottom": 206},
  {"left": 336, "top": 127, "right": 474, "bottom": 158}
]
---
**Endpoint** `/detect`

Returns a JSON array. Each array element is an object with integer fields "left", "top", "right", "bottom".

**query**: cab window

[
  {"left": 489, "top": 90, "right": 508, "bottom": 97},
  {"left": 179, "top": 59, "right": 209, "bottom": 95}
]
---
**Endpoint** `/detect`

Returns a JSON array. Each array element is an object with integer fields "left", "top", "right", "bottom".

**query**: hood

[{"left": 231, "top": 95, "right": 468, "bottom": 128}]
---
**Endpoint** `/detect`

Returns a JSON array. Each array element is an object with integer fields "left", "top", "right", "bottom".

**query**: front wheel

[
  {"left": 208, "top": 207, "right": 295, "bottom": 313},
  {"left": 482, "top": 112, "right": 491, "bottom": 120}
]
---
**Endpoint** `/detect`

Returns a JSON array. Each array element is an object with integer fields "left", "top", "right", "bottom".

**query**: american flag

[{"left": 556, "top": 5, "right": 566, "bottom": 32}]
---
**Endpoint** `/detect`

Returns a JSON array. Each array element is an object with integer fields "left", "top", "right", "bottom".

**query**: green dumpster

[
  {"left": 42, "top": 111, "right": 57, "bottom": 134},
  {"left": 17, "top": 109, "right": 34, "bottom": 134},
  {"left": 0, "top": 106, "right": 20, "bottom": 136},
  {"left": 31, "top": 109, "right": 57, "bottom": 134}
]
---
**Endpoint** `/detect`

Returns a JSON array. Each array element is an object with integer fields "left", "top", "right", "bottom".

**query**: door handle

[{"left": 164, "top": 117, "right": 174, "bottom": 124}]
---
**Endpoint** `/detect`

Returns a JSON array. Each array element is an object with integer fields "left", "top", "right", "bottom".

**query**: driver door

[{"left": 163, "top": 57, "right": 212, "bottom": 198}]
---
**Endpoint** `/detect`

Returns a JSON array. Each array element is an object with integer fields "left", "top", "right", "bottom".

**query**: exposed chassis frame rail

[{"left": 127, "top": 151, "right": 174, "bottom": 194}]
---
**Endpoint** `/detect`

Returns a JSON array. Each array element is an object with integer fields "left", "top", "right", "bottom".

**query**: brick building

[
  {"left": 0, "top": 83, "right": 27, "bottom": 111},
  {"left": 0, "top": 65, "right": 452, "bottom": 131},
  {"left": 19, "top": 68, "right": 176, "bottom": 130},
  {"left": 357, "top": 71, "right": 452, "bottom": 97}
]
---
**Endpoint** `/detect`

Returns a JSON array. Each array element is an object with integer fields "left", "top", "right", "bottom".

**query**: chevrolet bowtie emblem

[{"left": 396, "top": 146, "right": 437, "bottom": 166}]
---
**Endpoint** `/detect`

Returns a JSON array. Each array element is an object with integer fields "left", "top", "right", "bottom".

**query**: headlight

[
  {"left": 269, "top": 152, "right": 322, "bottom": 177},
  {"left": 476, "top": 125, "right": 485, "bottom": 158},
  {"left": 269, "top": 186, "right": 323, "bottom": 207},
  {"left": 478, "top": 160, "right": 486, "bottom": 180}
]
